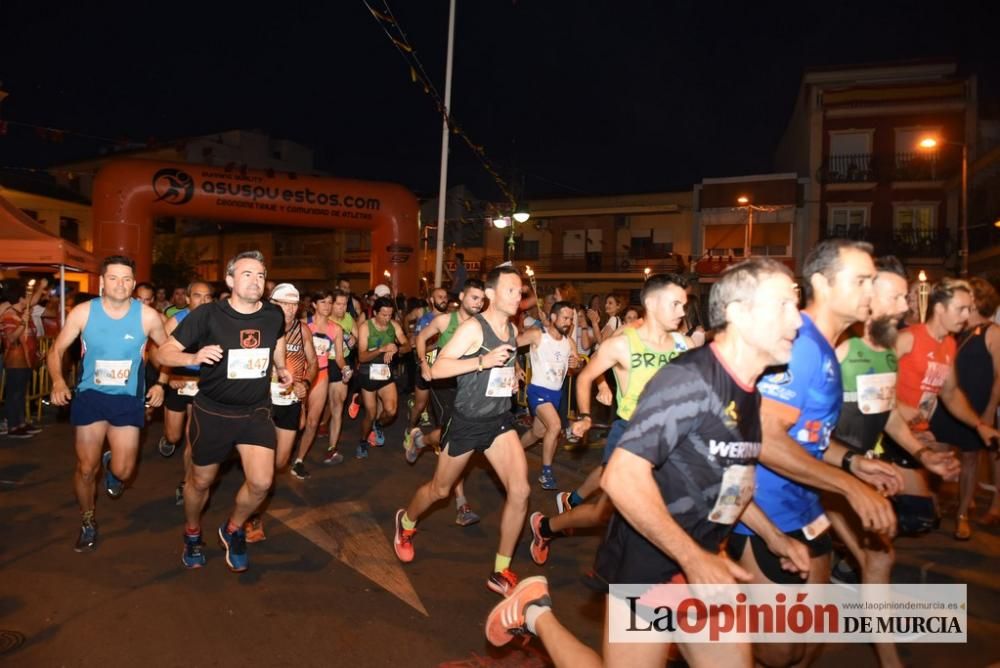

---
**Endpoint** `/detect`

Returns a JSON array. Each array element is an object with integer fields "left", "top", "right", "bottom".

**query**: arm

[
  {"left": 739, "top": 502, "right": 810, "bottom": 577},
  {"left": 356, "top": 322, "right": 380, "bottom": 363},
  {"left": 431, "top": 318, "right": 512, "bottom": 380},
  {"left": 329, "top": 322, "right": 345, "bottom": 374},
  {"left": 46, "top": 303, "right": 89, "bottom": 405},
  {"left": 571, "top": 336, "right": 625, "bottom": 436},
  {"left": 272, "top": 336, "right": 292, "bottom": 387},
  {"left": 157, "top": 315, "right": 180, "bottom": 385},
  {"left": 393, "top": 321, "right": 412, "bottom": 355},
  {"left": 984, "top": 326, "right": 1000, "bottom": 427},
  {"left": 516, "top": 327, "right": 541, "bottom": 349},
  {"left": 415, "top": 315, "right": 446, "bottom": 381},
  {"left": 883, "top": 410, "right": 960, "bottom": 480}
]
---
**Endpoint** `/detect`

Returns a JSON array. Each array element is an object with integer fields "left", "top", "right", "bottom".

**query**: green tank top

[
  {"left": 334, "top": 313, "right": 355, "bottom": 358},
  {"left": 840, "top": 336, "right": 897, "bottom": 394},
  {"left": 614, "top": 328, "right": 688, "bottom": 420},
  {"left": 366, "top": 320, "right": 396, "bottom": 352},
  {"left": 437, "top": 312, "right": 461, "bottom": 349}
]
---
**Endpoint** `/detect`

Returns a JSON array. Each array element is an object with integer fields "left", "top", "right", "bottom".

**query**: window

[
  {"left": 893, "top": 204, "right": 936, "bottom": 243},
  {"left": 513, "top": 239, "right": 539, "bottom": 260},
  {"left": 827, "top": 206, "right": 869, "bottom": 238},
  {"left": 629, "top": 236, "right": 672, "bottom": 258},
  {"left": 827, "top": 131, "right": 873, "bottom": 182},
  {"left": 829, "top": 131, "right": 871, "bottom": 156},
  {"left": 895, "top": 127, "right": 938, "bottom": 156},
  {"left": 60, "top": 216, "right": 80, "bottom": 245}
]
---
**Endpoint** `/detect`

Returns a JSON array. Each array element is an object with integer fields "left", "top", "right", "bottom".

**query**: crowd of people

[{"left": 4, "top": 241, "right": 998, "bottom": 666}]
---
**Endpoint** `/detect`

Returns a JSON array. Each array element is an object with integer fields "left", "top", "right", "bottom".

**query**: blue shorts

[
  {"left": 70, "top": 389, "right": 145, "bottom": 428},
  {"left": 527, "top": 384, "right": 562, "bottom": 416},
  {"left": 601, "top": 418, "right": 630, "bottom": 464}
]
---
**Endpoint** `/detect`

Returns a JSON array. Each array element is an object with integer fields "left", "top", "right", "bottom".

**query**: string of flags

[{"left": 363, "top": 0, "right": 518, "bottom": 209}]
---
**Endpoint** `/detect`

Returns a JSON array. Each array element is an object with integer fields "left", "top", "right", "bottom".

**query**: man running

[
  {"left": 356, "top": 296, "right": 409, "bottom": 459},
  {"left": 407, "top": 288, "right": 448, "bottom": 434},
  {"left": 156, "top": 250, "right": 292, "bottom": 572},
  {"left": 245, "top": 283, "right": 317, "bottom": 542},
  {"left": 528, "top": 274, "right": 693, "bottom": 564},
  {"left": 393, "top": 266, "right": 530, "bottom": 596},
  {"left": 518, "top": 301, "right": 579, "bottom": 490},
  {"left": 485, "top": 258, "right": 810, "bottom": 666},
  {"left": 321, "top": 289, "right": 357, "bottom": 464},
  {"left": 47, "top": 255, "right": 169, "bottom": 551},
  {"left": 406, "top": 279, "right": 487, "bottom": 526},
  {"left": 727, "top": 239, "right": 901, "bottom": 668}
]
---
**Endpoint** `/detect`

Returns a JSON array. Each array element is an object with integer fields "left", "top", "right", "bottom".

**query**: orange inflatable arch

[{"left": 92, "top": 158, "right": 420, "bottom": 294}]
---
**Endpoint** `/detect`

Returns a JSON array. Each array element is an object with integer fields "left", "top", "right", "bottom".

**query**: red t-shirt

[{"left": 896, "top": 323, "right": 956, "bottom": 432}]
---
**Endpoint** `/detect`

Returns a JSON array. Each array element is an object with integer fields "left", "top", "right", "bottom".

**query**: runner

[
  {"left": 726, "top": 239, "right": 901, "bottom": 668},
  {"left": 291, "top": 290, "right": 346, "bottom": 478},
  {"left": 155, "top": 250, "right": 292, "bottom": 572},
  {"left": 393, "top": 265, "right": 530, "bottom": 596},
  {"left": 518, "top": 301, "right": 579, "bottom": 490},
  {"left": 355, "top": 296, "right": 409, "bottom": 459},
  {"left": 406, "top": 279, "right": 487, "bottom": 526},
  {"left": 246, "top": 283, "right": 317, "bottom": 542},
  {"left": 826, "top": 256, "right": 960, "bottom": 668},
  {"left": 154, "top": 281, "right": 214, "bottom": 505},
  {"left": 46, "top": 255, "right": 169, "bottom": 551},
  {"left": 892, "top": 277, "right": 1000, "bottom": 539},
  {"left": 485, "top": 258, "right": 810, "bottom": 666},
  {"left": 407, "top": 288, "right": 448, "bottom": 434},
  {"left": 529, "top": 274, "right": 693, "bottom": 563},
  {"left": 322, "top": 289, "right": 357, "bottom": 464}
]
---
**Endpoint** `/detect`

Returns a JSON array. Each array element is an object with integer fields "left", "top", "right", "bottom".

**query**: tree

[{"left": 151, "top": 234, "right": 206, "bottom": 289}]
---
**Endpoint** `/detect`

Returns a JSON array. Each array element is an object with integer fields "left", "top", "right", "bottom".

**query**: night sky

[{"left": 1, "top": 1, "right": 997, "bottom": 200}]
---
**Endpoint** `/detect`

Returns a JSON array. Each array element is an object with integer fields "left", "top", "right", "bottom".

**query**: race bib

[
  {"left": 177, "top": 380, "right": 199, "bottom": 397},
  {"left": 227, "top": 348, "right": 270, "bottom": 379},
  {"left": 369, "top": 363, "right": 391, "bottom": 380},
  {"left": 856, "top": 372, "right": 896, "bottom": 415},
  {"left": 707, "top": 464, "right": 755, "bottom": 525},
  {"left": 312, "top": 335, "right": 332, "bottom": 359},
  {"left": 270, "top": 381, "right": 297, "bottom": 405},
  {"left": 485, "top": 366, "right": 517, "bottom": 397},
  {"left": 426, "top": 348, "right": 439, "bottom": 365},
  {"left": 801, "top": 512, "right": 832, "bottom": 541},
  {"left": 94, "top": 360, "right": 132, "bottom": 386}
]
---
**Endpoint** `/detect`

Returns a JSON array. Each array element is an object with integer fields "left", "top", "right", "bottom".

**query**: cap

[
  {"left": 270, "top": 283, "right": 300, "bottom": 302},
  {"left": 373, "top": 284, "right": 391, "bottom": 297}
]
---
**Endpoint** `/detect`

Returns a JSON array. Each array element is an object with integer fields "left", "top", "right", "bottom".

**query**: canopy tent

[{"left": 0, "top": 192, "right": 99, "bottom": 324}]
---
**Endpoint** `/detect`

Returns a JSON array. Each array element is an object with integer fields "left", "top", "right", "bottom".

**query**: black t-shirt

[
  {"left": 594, "top": 344, "right": 762, "bottom": 585},
  {"left": 172, "top": 300, "right": 285, "bottom": 408}
]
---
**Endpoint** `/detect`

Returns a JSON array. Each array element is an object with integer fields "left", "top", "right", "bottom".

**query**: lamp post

[
  {"left": 491, "top": 204, "right": 530, "bottom": 262},
  {"left": 918, "top": 136, "right": 968, "bottom": 277},
  {"left": 643, "top": 267, "right": 651, "bottom": 281}
]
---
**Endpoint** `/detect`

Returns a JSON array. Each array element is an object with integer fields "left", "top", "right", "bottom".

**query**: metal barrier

[{"left": 0, "top": 336, "right": 76, "bottom": 424}]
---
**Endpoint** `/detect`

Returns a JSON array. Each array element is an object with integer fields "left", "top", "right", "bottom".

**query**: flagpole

[{"left": 433, "top": 0, "right": 456, "bottom": 288}]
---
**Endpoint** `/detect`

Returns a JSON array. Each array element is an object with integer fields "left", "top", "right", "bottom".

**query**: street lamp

[
  {"left": 918, "top": 135, "right": 968, "bottom": 276},
  {"left": 491, "top": 208, "right": 528, "bottom": 261},
  {"left": 736, "top": 195, "right": 754, "bottom": 258},
  {"left": 643, "top": 267, "right": 651, "bottom": 281}
]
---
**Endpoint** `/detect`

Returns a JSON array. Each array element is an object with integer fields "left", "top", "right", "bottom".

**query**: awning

[{"left": 0, "top": 192, "right": 99, "bottom": 273}]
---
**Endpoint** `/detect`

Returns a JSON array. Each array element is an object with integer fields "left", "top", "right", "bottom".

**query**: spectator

[{"left": 1, "top": 280, "right": 41, "bottom": 438}]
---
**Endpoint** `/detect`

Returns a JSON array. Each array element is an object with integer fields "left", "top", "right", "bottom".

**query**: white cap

[
  {"left": 373, "top": 284, "right": 391, "bottom": 297},
  {"left": 270, "top": 283, "right": 300, "bottom": 302}
]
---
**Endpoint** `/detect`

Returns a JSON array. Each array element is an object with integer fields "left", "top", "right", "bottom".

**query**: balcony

[
  {"left": 891, "top": 227, "right": 953, "bottom": 258},
  {"left": 891, "top": 151, "right": 958, "bottom": 182},
  {"left": 480, "top": 252, "right": 683, "bottom": 275},
  {"left": 820, "top": 154, "right": 876, "bottom": 184}
]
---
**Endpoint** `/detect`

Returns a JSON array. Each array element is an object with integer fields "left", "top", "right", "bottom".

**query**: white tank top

[{"left": 529, "top": 329, "right": 572, "bottom": 390}]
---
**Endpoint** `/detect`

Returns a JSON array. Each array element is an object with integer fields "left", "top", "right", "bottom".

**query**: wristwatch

[{"left": 841, "top": 450, "right": 856, "bottom": 472}]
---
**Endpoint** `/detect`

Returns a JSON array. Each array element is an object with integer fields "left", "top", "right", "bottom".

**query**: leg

[
  {"left": 73, "top": 422, "right": 111, "bottom": 513},
  {"left": 482, "top": 431, "right": 532, "bottom": 561},
  {"left": 989, "top": 453, "right": 1000, "bottom": 518},
  {"left": 184, "top": 461, "right": 221, "bottom": 530},
  {"left": 327, "top": 380, "right": 348, "bottom": 450},
  {"left": 106, "top": 425, "right": 142, "bottom": 481},
  {"left": 574, "top": 465, "right": 604, "bottom": 500},
  {"left": 231, "top": 443, "right": 276, "bottom": 526},
  {"left": 521, "top": 410, "right": 546, "bottom": 449},
  {"left": 295, "top": 375, "right": 329, "bottom": 462},
  {"left": 360, "top": 389, "right": 378, "bottom": 440},
  {"left": 957, "top": 450, "right": 979, "bottom": 518},
  {"left": 601, "top": 595, "right": 673, "bottom": 668},
  {"left": 535, "top": 402, "right": 562, "bottom": 467},
  {"left": 376, "top": 383, "right": 398, "bottom": 427},
  {"left": 163, "top": 407, "right": 186, "bottom": 446},
  {"left": 274, "top": 428, "right": 297, "bottom": 471},
  {"left": 404, "top": 446, "right": 475, "bottom": 521},
  {"left": 550, "top": 493, "right": 614, "bottom": 533},
  {"left": 4, "top": 368, "right": 31, "bottom": 429},
  {"left": 409, "top": 387, "right": 429, "bottom": 428}
]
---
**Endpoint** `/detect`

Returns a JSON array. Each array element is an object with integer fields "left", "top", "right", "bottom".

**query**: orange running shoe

[
  {"left": 487, "top": 568, "right": 519, "bottom": 596},
  {"left": 244, "top": 516, "right": 266, "bottom": 543},
  {"left": 485, "top": 576, "right": 551, "bottom": 647},
  {"left": 393, "top": 509, "right": 416, "bottom": 562},
  {"left": 528, "top": 512, "right": 550, "bottom": 565},
  {"left": 347, "top": 393, "right": 360, "bottom": 419}
]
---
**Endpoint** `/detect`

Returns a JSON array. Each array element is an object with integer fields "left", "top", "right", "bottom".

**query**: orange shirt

[{"left": 895, "top": 323, "right": 956, "bottom": 432}]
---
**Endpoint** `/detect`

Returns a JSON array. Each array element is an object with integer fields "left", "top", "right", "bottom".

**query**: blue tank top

[
  {"left": 78, "top": 298, "right": 147, "bottom": 397},
  {"left": 173, "top": 308, "right": 201, "bottom": 374},
  {"left": 734, "top": 313, "right": 842, "bottom": 535}
]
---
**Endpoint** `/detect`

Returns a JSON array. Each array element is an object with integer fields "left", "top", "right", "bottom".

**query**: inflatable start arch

[{"left": 92, "top": 158, "right": 421, "bottom": 294}]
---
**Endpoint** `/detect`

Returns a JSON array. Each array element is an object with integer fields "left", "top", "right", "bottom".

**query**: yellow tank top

[{"left": 614, "top": 328, "right": 688, "bottom": 420}]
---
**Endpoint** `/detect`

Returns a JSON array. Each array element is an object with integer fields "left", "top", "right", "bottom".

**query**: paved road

[{"left": 1, "top": 411, "right": 997, "bottom": 666}]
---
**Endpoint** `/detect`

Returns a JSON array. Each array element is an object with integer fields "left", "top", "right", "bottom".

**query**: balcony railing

[
  {"left": 820, "top": 154, "right": 875, "bottom": 184},
  {"left": 891, "top": 151, "right": 957, "bottom": 182},
  {"left": 480, "top": 252, "right": 683, "bottom": 275},
  {"left": 891, "top": 227, "right": 953, "bottom": 257}
]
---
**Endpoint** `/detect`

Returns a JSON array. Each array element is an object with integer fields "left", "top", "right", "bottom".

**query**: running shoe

[
  {"left": 6, "top": 424, "right": 35, "bottom": 439},
  {"left": 244, "top": 516, "right": 267, "bottom": 543},
  {"left": 366, "top": 431, "right": 378, "bottom": 447},
  {"left": 158, "top": 436, "right": 177, "bottom": 458},
  {"left": 322, "top": 448, "right": 344, "bottom": 465},
  {"left": 456, "top": 504, "right": 480, "bottom": 527},
  {"left": 356, "top": 442, "right": 369, "bottom": 459},
  {"left": 182, "top": 532, "right": 206, "bottom": 568},
  {"left": 347, "top": 393, "right": 360, "bottom": 419},
  {"left": 175, "top": 481, "right": 185, "bottom": 506},
  {"left": 528, "top": 512, "right": 550, "bottom": 565},
  {"left": 23, "top": 422, "right": 43, "bottom": 434},
  {"left": 74, "top": 517, "right": 98, "bottom": 552},
  {"left": 485, "top": 576, "right": 551, "bottom": 647},
  {"left": 538, "top": 469, "right": 557, "bottom": 491},
  {"left": 555, "top": 491, "right": 574, "bottom": 515},
  {"left": 393, "top": 509, "right": 415, "bottom": 562},
  {"left": 103, "top": 450, "right": 124, "bottom": 499},
  {"left": 404, "top": 428, "right": 422, "bottom": 465},
  {"left": 291, "top": 460, "right": 310, "bottom": 480},
  {"left": 218, "top": 522, "right": 248, "bottom": 572},
  {"left": 372, "top": 421, "right": 385, "bottom": 446},
  {"left": 487, "top": 568, "right": 519, "bottom": 596}
]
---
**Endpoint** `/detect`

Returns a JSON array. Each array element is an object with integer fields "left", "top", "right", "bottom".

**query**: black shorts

[
  {"left": 726, "top": 529, "right": 834, "bottom": 585},
  {"left": 70, "top": 389, "right": 144, "bottom": 428},
  {"left": 430, "top": 385, "right": 457, "bottom": 426},
  {"left": 327, "top": 364, "right": 344, "bottom": 384},
  {"left": 442, "top": 410, "right": 516, "bottom": 457},
  {"left": 415, "top": 372, "right": 431, "bottom": 391},
  {"left": 164, "top": 384, "right": 197, "bottom": 412},
  {"left": 359, "top": 367, "right": 394, "bottom": 393},
  {"left": 189, "top": 398, "right": 276, "bottom": 466},
  {"left": 271, "top": 402, "right": 302, "bottom": 431}
]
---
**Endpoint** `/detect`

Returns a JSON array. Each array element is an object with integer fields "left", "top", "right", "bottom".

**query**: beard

[
  {"left": 869, "top": 315, "right": 900, "bottom": 349},
  {"left": 433, "top": 300, "right": 448, "bottom": 313}
]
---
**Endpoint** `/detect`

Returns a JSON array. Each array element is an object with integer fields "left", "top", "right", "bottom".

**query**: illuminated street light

[
  {"left": 918, "top": 135, "right": 968, "bottom": 276},
  {"left": 643, "top": 267, "right": 651, "bottom": 280},
  {"left": 737, "top": 195, "right": 749, "bottom": 205},
  {"left": 490, "top": 216, "right": 512, "bottom": 229},
  {"left": 512, "top": 203, "right": 531, "bottom": 224}
]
